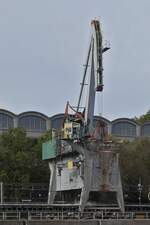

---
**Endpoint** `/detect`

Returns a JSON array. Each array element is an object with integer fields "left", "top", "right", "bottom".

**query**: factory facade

[{"left": 0, "top": 109, "right": 150, "bottom": 139}]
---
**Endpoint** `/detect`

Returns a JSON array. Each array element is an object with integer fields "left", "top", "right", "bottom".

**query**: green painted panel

[{"left": 42, "top": 139, "right": 57, "bottom": 160}]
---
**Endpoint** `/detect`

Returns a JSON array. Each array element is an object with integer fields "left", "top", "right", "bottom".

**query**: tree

[
  {"left": 28, "top": 131, "right": 51, "bottom": 183},
  {"left": 0, "top": 128, "right": 52, "bottom": 201},
  {"left": 134, "top": 110, "right": 150, "bottom": 124},
  {"left": 119, "top": 138, "right": 150, "bottom": 203}
]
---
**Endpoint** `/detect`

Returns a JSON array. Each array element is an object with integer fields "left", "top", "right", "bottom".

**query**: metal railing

[{"left": 1, "top": 211, "right": 150, "bottom": 221}]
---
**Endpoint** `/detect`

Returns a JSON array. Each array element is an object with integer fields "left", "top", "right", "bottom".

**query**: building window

[
  {"left": 112, "top": 122, "right": 136, "bottom": 137},
  {"left": 51, "top": 117, "right": 64, "bottom": 129},
  {"left": 0, "top": 113, "right": 14, "bottom": 129},
  {"left": 19, "top": 116, "right": 46, "bottom": 132},
  {"left": 141, "top": 124, "right": 150, "bottom": 137}
]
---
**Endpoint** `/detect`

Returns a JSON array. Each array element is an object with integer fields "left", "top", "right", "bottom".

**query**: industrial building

[{"left": 0, "top": 108, "right": 149, "bottom": 139}]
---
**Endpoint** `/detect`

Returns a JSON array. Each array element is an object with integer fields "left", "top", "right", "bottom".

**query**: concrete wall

[
  {"left": 102, "top": 220, "right": 150, "bottom": 225},
  {"left": 1, "top": 220, "right": 150, "bottom": 225},
  {"left": 0, "top": 220, "right": 99, "bottom": 225}
]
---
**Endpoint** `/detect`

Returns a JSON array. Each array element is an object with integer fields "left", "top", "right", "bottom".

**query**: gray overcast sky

[{"left": 0, "top": 0, "right": 150, "bottom": 120}]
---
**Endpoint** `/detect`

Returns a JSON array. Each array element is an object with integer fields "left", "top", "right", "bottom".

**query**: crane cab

[{"left": 62, "top": 120, "right": 81, "bottom": 140}]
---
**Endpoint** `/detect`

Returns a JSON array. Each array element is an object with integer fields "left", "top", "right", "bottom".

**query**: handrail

[{"left": 1, "top": 211, "right": 150, "bottom": 221}]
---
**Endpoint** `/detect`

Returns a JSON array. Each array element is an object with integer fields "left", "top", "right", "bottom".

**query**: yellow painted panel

[{"left": 67, "top": 160, "right": 73, "bottom": 169}]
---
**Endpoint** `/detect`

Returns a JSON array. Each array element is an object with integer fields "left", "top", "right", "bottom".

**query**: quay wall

[
  {"left": 102, "top": 220, "right": 150, "bottom": 225},
  {"left": 1, "top": 220, "right": 150, "bottom": 225},
  {"left": 0, "top": 220, "right": 98, "bottom": 225}
]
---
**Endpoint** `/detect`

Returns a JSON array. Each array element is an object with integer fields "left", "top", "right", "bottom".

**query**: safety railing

[{"left": 1, "top": 211, "right": 150, "bottom": 221}]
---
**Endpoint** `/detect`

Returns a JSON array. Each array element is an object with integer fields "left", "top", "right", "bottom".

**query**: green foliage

[
  {"left": 28, "top": 130, "right": 52, "bottom": 183},
  {"left": 120, "top": 138, "right": 150, "bottom": 186},
  {"left": 0, "top": 128, "right": 50, "bottom": 184},
  {"left": 119, "top": 138, "right": 150, "bottom": 202},
  {"left": 0, "top": 126, "right": 150, "bottom": 203},
  {"left": 134, "top": 110, "right": 150, "bottom": 124}
]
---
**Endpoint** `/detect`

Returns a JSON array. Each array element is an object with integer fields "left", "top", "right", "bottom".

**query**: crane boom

[{"left": 78, "top": 20, "right": 109, "bottom": 130}]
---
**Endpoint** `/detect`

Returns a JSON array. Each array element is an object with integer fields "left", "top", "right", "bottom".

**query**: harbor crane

[{"left": 42, "top": 19, "right": 124, "bottom": 212}]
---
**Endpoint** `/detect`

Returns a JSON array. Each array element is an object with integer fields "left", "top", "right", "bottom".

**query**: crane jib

[{"left": 91, "top": 20, "right": 103, "bottom": 92}]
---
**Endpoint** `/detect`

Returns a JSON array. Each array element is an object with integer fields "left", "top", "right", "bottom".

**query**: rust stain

[{"left": 101, "top": 184, "right": 110, "bottom": 191}]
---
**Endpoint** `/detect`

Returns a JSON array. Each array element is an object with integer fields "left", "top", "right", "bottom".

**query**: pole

[
  {"left": 137, "top": 177, "right": 143, "bottom": 205},
  {"left": 0, "top": 182, "right": 3, "bottom": 204}
]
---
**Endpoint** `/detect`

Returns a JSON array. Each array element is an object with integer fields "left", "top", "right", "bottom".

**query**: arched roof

[
  {"left": 51, "top": 114, "right": 110, "bottom": 122},
  {"left": 18, "top": 111, "right": 47, "bottom": 132},
  {"left": 50, "top": 113, "right": 65, "bottom": 129},
  {"left": 111, "top": 118, "right": 137, "bottom": 137},
  {"left": 112, "top": 118, "right": 138, "bottom": 126},
  {"left": 50, "top": 113, "right": 65, "bottom": 120},
  {"left": 18, "top": 111, "right": 49, "bottom": 120},
  {"left": 94, "top": 115, "right": 110, "bottom": 124},
  {"left": 0, "top": 109, "right": 15, "bottom": 129},
  {"left": 0, "top": 108, "right": 16, "bottom": 117},
  {"left": 141, "top": 121, "right": 150, "bottom": 126}
]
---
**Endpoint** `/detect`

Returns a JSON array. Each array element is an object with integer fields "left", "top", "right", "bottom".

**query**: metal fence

[{"left": 1, "top": 211, "right": 150, "bottom": 221}]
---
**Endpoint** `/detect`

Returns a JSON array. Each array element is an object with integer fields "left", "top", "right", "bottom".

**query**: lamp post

[
  {"left": 0, "top": 182, "right": 3, "bottom": 204},
  {"left": 137, "top": 177, "right": 143, "bottom": 205},
  {"left": 148, "top": 186, "right": 150, "bottom": 201}
]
